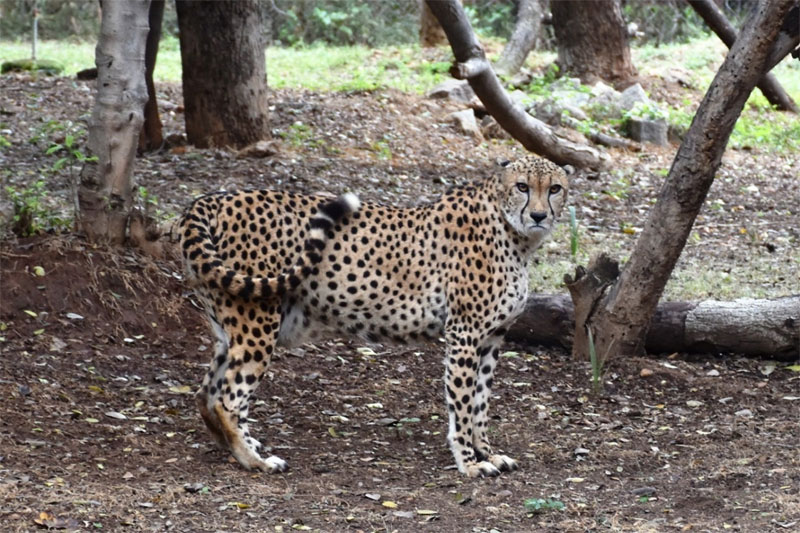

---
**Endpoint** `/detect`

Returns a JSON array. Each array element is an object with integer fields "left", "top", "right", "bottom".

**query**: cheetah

[{"left": 180, "top": 155, "right": 570, "bottom": 477}]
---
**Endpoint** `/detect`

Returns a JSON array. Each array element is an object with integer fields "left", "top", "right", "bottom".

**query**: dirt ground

[{"left": 1, "top": 73, "right": 799, "bottom": 532}]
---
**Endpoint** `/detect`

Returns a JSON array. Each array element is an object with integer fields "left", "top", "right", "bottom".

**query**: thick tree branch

[
  {"left": 495, "top": 0, "right": 544, "bottom": 77},
  {"left": 688, "top": 0, "right": 798, "bottom": 112},
  {"left": 425, "top": 0, "right": 609, "bottom": 169},
  {"left": 765, "top": 4, "right": 800, "bottom": 70},
  {"left": 584, "top": 0, "right": 799, "bottom": 360}
]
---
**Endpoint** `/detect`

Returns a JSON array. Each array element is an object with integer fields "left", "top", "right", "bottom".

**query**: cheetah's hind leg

[
  {"left": 196, "top": 317, "right": 231, "bottom": 449},
  {"left": 205, "top": 304, "right": 287, "bottom": 473}
]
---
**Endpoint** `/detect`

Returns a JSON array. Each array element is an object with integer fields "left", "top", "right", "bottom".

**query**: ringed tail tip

[{"left": 342, "top": 192, "right": 360, "bottom": 213}]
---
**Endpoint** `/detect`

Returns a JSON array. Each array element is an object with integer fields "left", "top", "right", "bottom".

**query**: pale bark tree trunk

[
  {"left": 78, "top": 0, "right": 150, "bottom": 245},
  {"left": 425, "top": 0, "right": 609, "bottom": 169},
  {"left": 507, "top": 293, "right": 800, "bottom": 360},
  {"left": 495, "top": 0, "right": 546, "bottom": 77},
  {"left": 139, "top": 0, "right": 165, "bottom": 151},
  {"left": 175, "top": 0, "right": 269, "bottom": 149},
  {"left": 568, "top": 1, "right": 800, "bottom": 363},
  {"left": 688, "top": 0, "right": 798, "bottom": 113},
  {"left": 419, "top": 0, "right": 448, "bottom": 47},
  {"left": 551, "top": 0, "right": 637, "bottom": 86}
]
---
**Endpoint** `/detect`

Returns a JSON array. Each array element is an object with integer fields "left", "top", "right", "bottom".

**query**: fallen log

[{"left": 507, "top": 293, "right": 800, "bottom": 360}]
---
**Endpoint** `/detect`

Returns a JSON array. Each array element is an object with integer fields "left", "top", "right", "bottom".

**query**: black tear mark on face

[{"left": 519, "top": 188, "right": 530, "bottom": 226}]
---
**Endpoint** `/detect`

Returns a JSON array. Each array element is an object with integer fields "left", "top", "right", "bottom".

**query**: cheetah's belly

[{"left": 277, "top": 284, "right": 447, "bottom": 346}]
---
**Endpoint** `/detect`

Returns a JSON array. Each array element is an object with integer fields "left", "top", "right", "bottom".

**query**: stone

[
  {"left": 427, "top": 79, "right": 476, "bottom": 105},
  {"left": 619, "top": 83, "right": 650, "bottom": 112},
  {"left": 448, "top": 109, "right": 482, "bottom": 139},
  {"left": 480, "top": 115, "right": 510, "bottom": 140},
  {"left": 588, "top": 81, "right": 623, "bottom": 119},
  {"left": 237, "top": 140, "right": 279, "bottom": 158},
  {"left": 628, "top": 118, "right": 668, "bottom": 145}
]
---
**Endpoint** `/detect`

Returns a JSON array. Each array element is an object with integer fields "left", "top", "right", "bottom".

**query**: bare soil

[{"left": 1, "top": 74, "right": 799, "bottom": 532}]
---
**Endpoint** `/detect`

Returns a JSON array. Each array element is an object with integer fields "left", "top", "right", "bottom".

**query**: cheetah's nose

[{"left": 530, "top": 212, "right": 547, "bottom": 224}]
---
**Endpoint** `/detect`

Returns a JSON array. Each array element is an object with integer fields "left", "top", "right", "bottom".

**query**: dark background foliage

[{"left": 1, "top": 0, "right": 753, "bottom": 47}]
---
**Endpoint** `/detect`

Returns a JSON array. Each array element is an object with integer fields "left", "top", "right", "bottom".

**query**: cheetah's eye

[
  {"left": 549, "top": 184, "right": 563, "bottom": 194},
  {"left": 515, "top": 183, "right": 529, "bottom": 193}
]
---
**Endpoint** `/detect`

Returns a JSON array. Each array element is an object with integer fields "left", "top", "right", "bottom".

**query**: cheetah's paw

[
  {"left": 488, "top": 454, "right": 518, "bottom": 472},
  {"left": 259, "top": 455, "right": 289, "bottom": 473},
  {"left": 464, "top": 460, "right": 502, "bottom": 478}
]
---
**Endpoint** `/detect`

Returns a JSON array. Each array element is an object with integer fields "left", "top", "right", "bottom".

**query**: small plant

[
  {"left": 137, "top": 186, "right": 158, "bottom": 207},
  {"left": 46, "top": 133, "right": 96, "bottom": 170},
  {"left": 523, "top": 497, "right": 565, "bottom": 514},
  {"left": 4, "top": 180, "right": 69, "bottom": 236},
  {"left": 137, "top": 186, "right": 160, "bottom": 217},
  {"left": 280, "top": 122, "right": 324, "bottom": 149},
  {"left": 587, "top": 327, "right": 604, "bottom": 396},
  {"left": 623, "top": 100, "right": 668, "bottom": 122},
  {"left": 525, "top": 63, "right": 561, "bottom": 97},
  {"left": 568, "top": 206, "right": 579, "bottom": 259},
  {"left": 370, "top": 138, "right": 392, "bottom": 160},
  {"left": 29, "top": 119, "right": 67, "bottom": 145}
]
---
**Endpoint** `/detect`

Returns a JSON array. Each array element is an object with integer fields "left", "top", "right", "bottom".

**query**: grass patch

[
  {"left": 0, "top": 37, "right": 184, "bottom": 81},
  {"left": 634, "top": 35, "right": 800, "bottom": 153},
  {"left": 267, "top": 44, "right": 451, "bottom": 93},
  {"left": 2, "top": 34, "right": 796, "bottom": 151},
  {"left": 0, "top": 38, "right": 452, "bottom": 93}
]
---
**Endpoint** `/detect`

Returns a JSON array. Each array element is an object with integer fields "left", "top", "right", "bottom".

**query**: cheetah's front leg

[
  {"left": 443, "top": 334, "right": 503, "bottom": 477},
  {"left": 472, "top": 337, "right": 518, "bottom": 473}
]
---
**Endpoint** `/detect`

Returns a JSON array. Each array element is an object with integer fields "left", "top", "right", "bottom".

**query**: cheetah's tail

[{"left": 203, "top": 193, "right": 360, "bottom": 299}]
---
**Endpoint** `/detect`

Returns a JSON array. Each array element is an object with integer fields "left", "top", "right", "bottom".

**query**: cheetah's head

[{"left": 496, "top": 156, "right": 570, "bottom": 242}]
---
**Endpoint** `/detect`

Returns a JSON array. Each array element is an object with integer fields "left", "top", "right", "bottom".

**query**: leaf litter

[{"left": 0, "top": 73, "right": 798, "bottom": 532}]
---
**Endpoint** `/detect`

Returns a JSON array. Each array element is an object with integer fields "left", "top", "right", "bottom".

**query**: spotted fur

[{"left": 180, "top": 155, "right": 569, "bottom": 477}]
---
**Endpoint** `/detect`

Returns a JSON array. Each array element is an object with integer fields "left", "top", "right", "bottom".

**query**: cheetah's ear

[
  {"left": 497, "top": 158, "right": 511, "bottom": 168},
  {"left": 561, "top": 164, "right": 575, "bottom": 176}
]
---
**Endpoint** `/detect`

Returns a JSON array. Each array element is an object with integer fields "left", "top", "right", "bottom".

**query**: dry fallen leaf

[{"left": 33, "top": 511, "right": 77, "bottom": 529}]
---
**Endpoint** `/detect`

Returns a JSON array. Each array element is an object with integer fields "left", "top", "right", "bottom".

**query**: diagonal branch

[
  {"left": 425, "top": 0, "right": 609, "bottom": 169},
  {"left": 688, "top": 0, "right": 798, "bottom": 112}
]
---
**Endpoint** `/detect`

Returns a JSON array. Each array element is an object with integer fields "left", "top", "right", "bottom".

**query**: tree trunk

[
  {"left": 78, "top": 0, "right": 150, "bottom": 245},
  {"left": 425, "top": 0, "right": 609, "bottom": 170},
  {"left": 570, "top": 1, "right": 800, "bottom": 363},
  {"left": 688, "top": 0, "right": 798, "bottom": 113},
  {"left": 507, "top": 293, "right": 800, "bottom": 360},
  {"left": 139, "top": 0, "right": 164, "bottom": 152},
  {"left": 494, "top": 0, "right": 545, "bottom": 77},
  {"left": 175, "top": 0, "right": 269, "bottom": 149},
  {"left": 419, "top": 0, "right": 448, "bottom": 47},
  {"left": 551, "top": 0, "right": 637, "bottom": 86}
]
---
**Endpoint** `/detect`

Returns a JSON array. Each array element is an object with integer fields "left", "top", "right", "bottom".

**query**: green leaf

[
  {"left": 53, "top": 157, "right": 69, "bottom": 170},
  {"left": 523, "top": 497, "right": 565, "bottom": 513},
  {"left": 45, "top": 143, "right": 62, "bottom": 155},
  {"left": 64, "top": 134, "right": 74, "bottom": 149}
]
